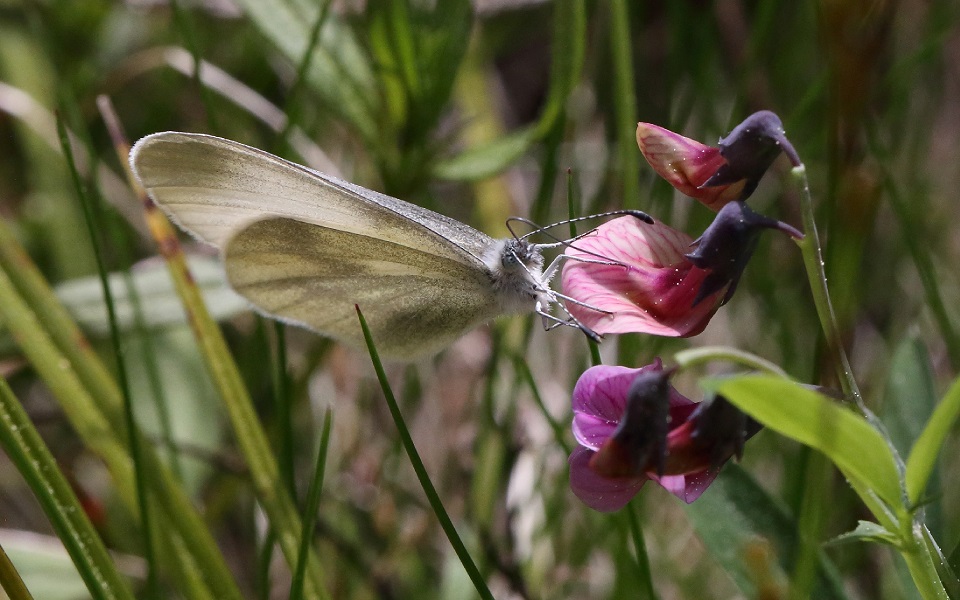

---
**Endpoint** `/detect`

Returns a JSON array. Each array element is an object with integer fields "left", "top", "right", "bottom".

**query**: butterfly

[{"left": 131, "top": 132, "right": 649, "bottom": 358}]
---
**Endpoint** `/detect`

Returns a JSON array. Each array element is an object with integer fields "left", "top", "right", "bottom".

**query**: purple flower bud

[
  {"left": 701, "top": 111, "right": 801, "bottom": 200},
  {"left": 685, "top": 201, "right": 803, "bottom": 306}
]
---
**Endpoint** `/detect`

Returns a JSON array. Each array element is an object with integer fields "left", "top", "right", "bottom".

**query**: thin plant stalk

[
  {"left": 0, "top": 541, "right": 33, "bottom": 600},
  {"left": 792, "top": 165, "right": 949, "bottom": 599},
  {"left": 56, "top": 113, "right": 159, "bottom": 597},
  {"left": 290, "top": 409, "right": 333, "bottom": 600},
  {"left": 102, "top": 100, "right": 329, "bottom": 599},
  {"left": 625, "top": 504, "right": 658, "bottom": 600},
  {"left": 792, "top": 165, "right": 863, "bottom": 408},
  {"left": 356, "top": 305, "right": 494, "bottom": 600},
  {"left": 0, "top": 376, "right": 134, "bottom": 600}
]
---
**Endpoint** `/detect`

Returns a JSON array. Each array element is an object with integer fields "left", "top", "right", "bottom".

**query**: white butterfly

[{"left": 131, "top": 132, "right": 638, "bottom": 358}]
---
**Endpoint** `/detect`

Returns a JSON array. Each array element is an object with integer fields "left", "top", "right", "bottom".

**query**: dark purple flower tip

[
  {"left": 689, "top": 394, "right": 763, "bottom": 470},
  {"left": 589, "top": 370, "right": 673, "bottom": 478},
  {"left": 685, "top": 201, "right": 804, "bottom": 306},
  {"left": 701, "top": 110, "right": 802, "bottom": 200}
]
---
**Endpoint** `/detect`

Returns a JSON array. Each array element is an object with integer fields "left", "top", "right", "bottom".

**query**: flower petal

[
  {"left": 572, "top": 363, "right": 662, "bottom": 449},
  {"left": 562, "top": 217, "right": 725, "bottom": 337},
  {"left": 650, "top": 469, "right": 719, "bottom": 504},
  {"left": 569, "top": 446, "right": 645, "bottom": 512},
  {"left": 636, "top": 122, "right": 745, "bottom": 210}
]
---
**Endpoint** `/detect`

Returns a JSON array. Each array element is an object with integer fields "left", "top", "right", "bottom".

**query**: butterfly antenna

[{"left": 516, "top": 209, "right": 654, "bottom": 241}]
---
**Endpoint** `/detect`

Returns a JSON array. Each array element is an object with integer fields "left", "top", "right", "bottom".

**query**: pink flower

[
  {"left": 636, "top": 122, "right": 743, "bottom": 210},
  {"left": 561, "top": 216, "right": 726, "bottom": 338},
  {"left": 637, "top": 111, "right": 801, "bottom": 211},
  {"left": 560, "top": 204, "right": 802, "bottom": 337},
  {"left": 569, "top": 361, "right": 759, "bottom": 512}
]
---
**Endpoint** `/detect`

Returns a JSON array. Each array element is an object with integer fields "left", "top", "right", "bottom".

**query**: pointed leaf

[
  {"left": 432, "top": 128, "right": 535, "bottom": 181},
  {"left": 882, "top": 335, "right": 938, "bottom": 456},
  {"left": 826, "top": 520, "right": 900, "bottom": 548},
  {"left": 905, "top": 374, "right": 960, "bottom": 505},
  {"left": 715, "top": 376, "right": 904, "bottom": 513},
  {"left": 232, "top": 0, "right": 379, "bottom": 142}
]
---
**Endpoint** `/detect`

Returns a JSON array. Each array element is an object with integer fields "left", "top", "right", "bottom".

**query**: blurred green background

[{"left": 0, "top": 0, "right": 959, "bottom": 598}]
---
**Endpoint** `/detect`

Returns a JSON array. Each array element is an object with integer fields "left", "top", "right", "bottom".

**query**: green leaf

[
  {"left": 0, "top": 376, "right": 135, "bottom": 599},
  {"left": 432, "top": 128, "right": 535, "bottom": 181},
  {"left": 882, "top": 335, "right": 938, "bottom": 456},
  {"left": 534, "top": 0, "right": 586, "bottom": 137},
  {"left": 53, "top": 256, "right": 247, "bottom": 336},
  {"left": 826, "top": 521, "right": 900, "bottom": 548},
  {"left": 231, "top": 0, "right": 379, "bottom": 143},
  {"left": 716, "top": 376, "right": 904, "bottom": 513},
  {"left": 0, "top": 530, "right": 139, "bottom": 600},
  {"left": 905, "top": 373, "right": 960, "bottom": 506},
  {"left": 684, "top": 465, "right": 848, "bottom": 599}
]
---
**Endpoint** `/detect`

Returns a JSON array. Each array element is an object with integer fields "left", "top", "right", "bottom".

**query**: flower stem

[
  {"left": 625, "top": 504, "right": 658, "bottom": 600},
  {"left": 792, "top": 165, "right": 864, "bottom": 409},
  {"left": 902, "top": 524, "right": 950, "bottom": 600},
  {"left": 793, "top": 166, "right": 907, "bottom": 476},
  {"left": 673, "top": 346, "right": 790, "bottom": 378}
]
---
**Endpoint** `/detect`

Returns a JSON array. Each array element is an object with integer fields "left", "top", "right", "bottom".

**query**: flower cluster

[
  {"left": 561, "top": 111, "right": 800, "bottom": 510},
  {"left": 570, "top": 360, "right": 761, "bottom": 511}
]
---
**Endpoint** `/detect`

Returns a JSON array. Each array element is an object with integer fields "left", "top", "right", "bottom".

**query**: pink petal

[
  {"left": 561, "top": 217, "right": 724, "bottom": 337},
  {"left": 636, "top": 122, "right": 745, "bottom": 211},
  {"left": 571, "top": 364, "right": 664, "bottom": 449},
  {"left": 569, "top": 446, "right": 645, "bottom": 512},
  {"left": 651, "top": 469, "right": 720, "bottom": 504}
]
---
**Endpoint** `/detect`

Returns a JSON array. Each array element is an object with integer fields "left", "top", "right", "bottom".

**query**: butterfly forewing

[
  {"left": 130, "top": 132, "right": 492, "bottom": 267},
  {"left": 224, "top": 217, "right": 503, "bottom": 357}
]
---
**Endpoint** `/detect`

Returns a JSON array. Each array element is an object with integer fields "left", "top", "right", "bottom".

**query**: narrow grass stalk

[
  {"left": 290, "top": 409, "right": 333, "bottom": 600},
  {"left": 0, "top": 541, "right": 33, "bottom": 600},
  {"left": 0, "top": 246, "right": 237, "bottom": 599},
  {"left": 514, "top": 356, "right": 570, "bottom": 454},
  {"left": 356, "top": 306, "right": 494, "bottom": 600},
  {"left": 1, "top": 100, "right": 243, "bottom": 599},
  {"left": 56, "top": 112, "right": 159, "bottom": 596},
  {"left": 142, "top": 188, "right": 328, "bottom": 600},
  {"left": 102, "top": 99, "right": 328, "bottom": 599},
  {"left": 276, "top": 0, "right": 332, "bottom": 152},
  {"left": 625, "top": 504, "right": 658, "bottom": 600},
  {"left": 0, "top": 376, "right": 134, "bottom": 599},
  {"left": 168, "top": 0, "right": 219, "bottom": 133}
]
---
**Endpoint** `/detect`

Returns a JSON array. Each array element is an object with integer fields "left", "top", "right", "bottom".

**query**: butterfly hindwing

[{"left": 224, "top": 217, "right": 502, "bottom": 357}]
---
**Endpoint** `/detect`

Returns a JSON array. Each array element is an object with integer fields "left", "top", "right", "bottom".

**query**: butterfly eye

[{"left": 501, "top": 251, "right": 520, "bottom": 269}]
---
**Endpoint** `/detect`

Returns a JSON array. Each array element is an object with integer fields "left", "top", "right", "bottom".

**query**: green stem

[
  {"left": 673, "top": 346, "right": 790, "bottom": 378},
  {"left": 792, "top": 165, "right": 863, "bottom": 408},
  {"left": 793, "top": 166, "right": 907, "bottom": 477},
  {"left": 625, "top": 504, "right": 657, "bottom": 600},
  {"left": 608, "top": 0, "right": 640, "bottom": 209},
  {"left": 57, "top": 114, "right": 158, "bottom": 596},
  {"left": 0, "top": 541, "right": 33, "bottom": 600},
  {"left": 356, "top": 306, "right": 494, "bottom": 600},
  {"left": 0, "top": 376, "right": 134, "bottom": 600},
  {"left": 902, "top": 524, "right": 949, "bottom": 600}
]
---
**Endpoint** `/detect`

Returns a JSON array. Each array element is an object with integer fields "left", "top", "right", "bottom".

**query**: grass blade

[
  {"left": 290, "top": 408, "right": 333, "bottom": 600},
  {"left": 355, "top": 305, "right": 494, "bottom": 600},
  {"left": 56, "top": 111, "right": 159, "bottom": 595},
  {"left": 112, "top": 113, "right": 329, "bottom": 600},
  {"left": 0, "top": 376, "right": 134, "bottom": 599}
]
